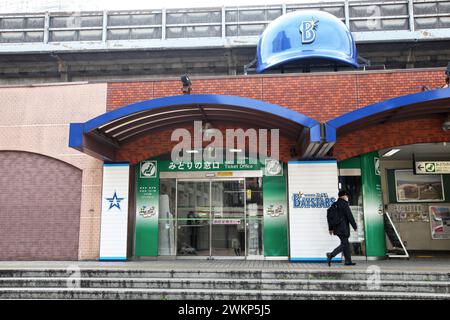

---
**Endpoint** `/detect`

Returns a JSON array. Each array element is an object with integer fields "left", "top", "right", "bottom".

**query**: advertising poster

[
  {"left": 135, "top": 160, "right": 160, "bottom": 256},
  {"left": 387, "top": 203, "right": 429, "bottom": 222},
  {"left": 429, "top": 205, "right": 450, "bottom": 240},
  {"left": 395, "top": 170, "right": 444, "bottom": 202},
  {"left": 99, "top": 163, "right": 130, "bottom": 260},
  {"left": 288, "top": 160, "right": 340, "bottom": 261}
]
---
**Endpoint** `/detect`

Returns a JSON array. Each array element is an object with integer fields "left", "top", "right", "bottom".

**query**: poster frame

[{"left": 394, "top": 169, "right": 445, "bottom": 203}]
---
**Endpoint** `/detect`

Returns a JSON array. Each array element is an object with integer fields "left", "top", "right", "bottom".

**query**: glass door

[
  {"left": 245, "top": 177, "right": 264, "bottom": 258},
  {"left": 211, "top": 179, "right": 246, "bottom": 257},
  {"left": 176, "top": 180, "right": 210, "bottom": 256},
  {"left": 175, "top": 178, "right": 255, "bottom": 258}
]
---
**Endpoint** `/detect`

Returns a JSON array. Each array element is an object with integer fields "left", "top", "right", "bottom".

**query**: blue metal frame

[
  {"left": 87, "top": 94, "right": 319, "bottom": 131},
  {"left": 70, "top": 89, "right": 450, "bottom": 158},
  {"left": 325, "top": 88, "right": 450, "bottom": 139},
  {"left": 69, "top": 94, "right": 321, "bottom": 150},
  {"left": 68, "top": 123, "right": 84, "bottom": 150}
]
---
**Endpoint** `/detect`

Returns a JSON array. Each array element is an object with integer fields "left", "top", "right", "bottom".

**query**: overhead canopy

[
  {"left": 325, "top": 88, "right": 450, "bottom": 141},
  {"left": 69, "top": 94, "right": 328, "bottom": 161}
]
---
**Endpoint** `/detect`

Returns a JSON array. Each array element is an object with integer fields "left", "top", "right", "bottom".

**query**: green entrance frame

[
  {"left": 135, "top": 156, "right": 288, "bottom": 258},
  {"left": 339, "top": 152, "right": 387, "bottom": 258}
]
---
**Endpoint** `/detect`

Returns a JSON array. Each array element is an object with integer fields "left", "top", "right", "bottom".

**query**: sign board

[
  {"left": 159, "top": 160, "right": 261, "bottom": 172},
  {"left": 416, "top": 161, "right": 450, "bottom": 174},
  {"left": 263, "top": 164, "right": 289, "bottom": 257},
  {"left": 386, "top": 203, "right": 429, "bottom": 222},
  {"left": 135, "top": 160, "right": 160, "bottom": 257},
  {"left": 99, "top": 163, "right": 130, "bottom": 260},
  {"left": 288, "top": 160, "right": 340, "bottom": 262},
  {"left": 212, "top": 219, "right": 241, "bottom": 225},
  {"left": 361, "top": 152, "right": 386, "bottom": 257}
]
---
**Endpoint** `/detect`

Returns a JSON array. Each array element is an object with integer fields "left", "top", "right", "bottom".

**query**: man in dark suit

[{"left": 326, "top": 190, "right": 358, "bottom": 266}]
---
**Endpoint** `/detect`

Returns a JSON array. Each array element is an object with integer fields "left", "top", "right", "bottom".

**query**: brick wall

[
  {"left": 107, "top": 69, "right": 444, "bottom": 121},
  {"left": 116, "top": 123, "right": 293, "bottom": 164},
  {"left": 107, "top": 69, "right": 447, "bottom": 162},
  {"left": 334, "top": 116, "right": 450, "bottom": 160},
  {"left": 0, "top": 151, "right": 81, "bottom": 260}
]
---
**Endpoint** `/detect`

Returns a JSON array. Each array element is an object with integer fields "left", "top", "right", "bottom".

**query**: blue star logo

[{"left": 106, "top": 191, "right": 125, "bottom": 211}]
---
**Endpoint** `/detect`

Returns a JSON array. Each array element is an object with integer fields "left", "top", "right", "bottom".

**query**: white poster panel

[
  {"left": 288, "top": 160, "right": 341, "bottom": 261},
  {"left": 99, "top": 163, "right": 130, "bottom": 260}
]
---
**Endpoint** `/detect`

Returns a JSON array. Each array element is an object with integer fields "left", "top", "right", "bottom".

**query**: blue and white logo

[
  {"left": 299, "top": 18, "right": 319, "bottom": 44},
  {"left": 105, "top": 191, "right": 125, "bottom": 211},
  {"left": 293, "top": 192, "right": 335, "bottom": 209}
]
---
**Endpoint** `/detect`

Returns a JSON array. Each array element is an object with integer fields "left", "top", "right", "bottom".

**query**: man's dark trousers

[{"left": 330, "top": 234, "right": 351, "bottom": 263}]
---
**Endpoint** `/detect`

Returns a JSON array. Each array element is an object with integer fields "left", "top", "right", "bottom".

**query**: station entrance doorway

[{"left": 159, "top": 175, "right": 264, "bottom": 259}]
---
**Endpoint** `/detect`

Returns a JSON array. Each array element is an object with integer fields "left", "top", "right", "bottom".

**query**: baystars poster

[{"left": 288, "top": 160, "right": 340, "bottom": 261}]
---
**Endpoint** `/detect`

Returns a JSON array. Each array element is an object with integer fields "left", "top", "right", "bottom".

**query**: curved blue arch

[
  {"left": 325, "top": 88, "right": 450, "bottom": 141},
  {"left": 84, "top": 94, "right": 320, "bottom": 132},
  {"left": 69, "top": 94, "right": 324, "bottom": 160}
]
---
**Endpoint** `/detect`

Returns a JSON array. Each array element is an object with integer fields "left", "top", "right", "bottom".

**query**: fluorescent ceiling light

[
  {"left": 186, "top": 150, "right": 199, "bottom": 154},
  {"left": 229, "top": 149, "right": 242, "bottom": 153},
  {"left": 382, "top": 149, "right": 401, "bottom": 157}
]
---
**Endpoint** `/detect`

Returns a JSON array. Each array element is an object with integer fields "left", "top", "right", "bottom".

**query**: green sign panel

[
  {"left": 134, "top": 160, "right": 160, "bottom": 257},
  {"left": 263, "top": 163, "right": 288, "bottom": 256},
  {"left": 134, "top": 157, "right": 288, "bottom": 257},
  {"left": 157, "top": 159, "right": 262, "bottom": 172},
  {"left": 361, "top": 152, "right": 386, "bottom": 257}
]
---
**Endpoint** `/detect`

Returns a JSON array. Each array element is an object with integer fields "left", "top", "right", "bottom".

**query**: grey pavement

[{"left": 0, "top": 257, "right": 448, "bottom": 273}]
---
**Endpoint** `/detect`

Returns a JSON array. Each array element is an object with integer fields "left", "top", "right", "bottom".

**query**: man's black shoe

[
  {"left": 344, "top": 262, "right": 356, "bottom": 266},
  {"left": 326, "top": 253, "right": 332, "bottom": 267}
]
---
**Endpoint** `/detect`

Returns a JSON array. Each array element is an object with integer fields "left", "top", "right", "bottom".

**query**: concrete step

[
  {"left": 0, "top": 269, "right": 448, "bottom": 282},
  {"left": 0, "top": 277, "right": 448, "bottom": 294},
  {"left": 0, "top": 287, "right": 448, "bottom": 300}
]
